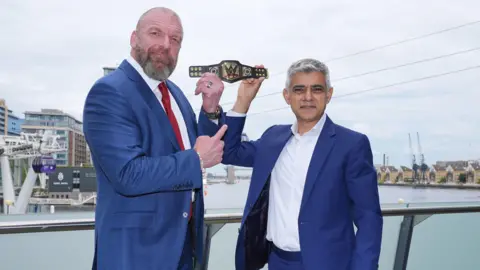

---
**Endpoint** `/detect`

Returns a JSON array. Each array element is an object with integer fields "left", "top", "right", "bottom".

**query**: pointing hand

[{"left": 194, "top": 125, "right": 228, "bottom": 168}]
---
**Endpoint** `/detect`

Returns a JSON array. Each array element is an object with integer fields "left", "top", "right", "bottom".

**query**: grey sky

[{"left": 1, "top": 0, "right": 479, "bottom": 173}]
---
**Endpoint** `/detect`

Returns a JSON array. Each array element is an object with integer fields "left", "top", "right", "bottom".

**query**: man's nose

[
  {"left": 160, "top": 35, "right": 171, "bottom": 50},
  {"left": 303, "top": 89, "right": 313, "bottom": 100}
]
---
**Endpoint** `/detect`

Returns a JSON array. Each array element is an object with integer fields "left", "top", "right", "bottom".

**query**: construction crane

[
  {"left": 417, "top": 132, "right": 429, "bottom": 182},
  {"left": 409, "top": 133, "right": 419, "bottom": 182},
  {"left": 0, "top": 130, "right": 67, "bottom": 214}
]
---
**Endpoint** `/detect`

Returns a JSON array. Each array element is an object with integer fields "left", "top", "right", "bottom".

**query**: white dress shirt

[{"left": 227, "top": 110, "right": 327, "bottom": 251}]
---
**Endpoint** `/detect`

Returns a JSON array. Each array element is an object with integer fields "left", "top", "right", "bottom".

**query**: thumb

[{"left": 212, "top": 125, "right": 228, "bottom": 141}]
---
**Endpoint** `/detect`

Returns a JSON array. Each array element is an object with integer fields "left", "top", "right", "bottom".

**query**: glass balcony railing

[{"left": 1, "top": 203, "right": 480, "bottom": 270}]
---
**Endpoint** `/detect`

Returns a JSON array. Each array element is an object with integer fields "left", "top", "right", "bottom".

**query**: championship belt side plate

[{"left": 188, "top": 60, "right": 269, "bottom": 83}]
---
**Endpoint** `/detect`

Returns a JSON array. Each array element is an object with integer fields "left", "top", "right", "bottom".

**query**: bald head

[
  {"left": 130, "top": 7, "right": 183, "bottom": 81},
  {"left": 136, "top": 7, "right": 183, "bottom": 34}
]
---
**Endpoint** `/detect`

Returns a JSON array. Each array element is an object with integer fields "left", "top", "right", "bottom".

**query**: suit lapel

[
  {"left": 252, "top": 126, "right": 292, "bottom": 201},
  {"left": 300, "top": 116, "right": 336, "bottom": 209},
  {"left": 119, "top": 60, "right": 180, "bottom": 151},
  {"left": 166, "top": 80, "right": 197, "bottom": 146}
]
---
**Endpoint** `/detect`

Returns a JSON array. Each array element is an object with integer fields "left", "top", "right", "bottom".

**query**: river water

[{"left": 1, "top": 182, "right": 480, "bottom": 270}]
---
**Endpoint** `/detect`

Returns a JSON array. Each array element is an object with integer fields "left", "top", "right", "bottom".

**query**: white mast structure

[
  {"left": 0, "top": 130, "right": 66, "bottom": 214},
  {"left": 225, "top": 133, "right": 252, "bottom": 184}
]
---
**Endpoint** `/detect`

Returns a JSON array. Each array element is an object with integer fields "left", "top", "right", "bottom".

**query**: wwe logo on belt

[{"left": 221, "top": 61, "right": 240, "bottom": 80}]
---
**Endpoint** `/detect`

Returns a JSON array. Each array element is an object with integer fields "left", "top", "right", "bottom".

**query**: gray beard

[{"left": 135, "top": 46, "right": 174, "bottom": 81}]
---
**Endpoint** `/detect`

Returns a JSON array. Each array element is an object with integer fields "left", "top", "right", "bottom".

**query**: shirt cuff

[{"left": 226, "top": 110, "right": 246, "bottom": 117}]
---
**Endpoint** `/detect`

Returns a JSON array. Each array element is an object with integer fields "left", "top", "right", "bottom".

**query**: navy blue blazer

[
  {"left": 221, "top": 115, "right": 383, "bottom": 270},
  {"left": 83, "top": 60, "right": 223, "bottom": 270}
]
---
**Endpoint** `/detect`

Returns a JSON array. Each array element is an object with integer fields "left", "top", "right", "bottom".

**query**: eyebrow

[
  {"left": 292, "top": 84, "right": 325, "bottom": 89},
  {"left": 146, "top": 26, "right": 183, "bottom": 39},
  {"left": 145, "top": 26, "right": 162, "bottom": 33}
]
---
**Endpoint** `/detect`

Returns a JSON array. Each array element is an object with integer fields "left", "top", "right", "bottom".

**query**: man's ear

[
  {"left": 130, "top": 31, "right": 137, "bottom": 48},
  {"left": 326, "top": 87, "right": 334, "bottom": 104},
  {"left": 283, "top": 88, "right": 291, "bottom": 105}
]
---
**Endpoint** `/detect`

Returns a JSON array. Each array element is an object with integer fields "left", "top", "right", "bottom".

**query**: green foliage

[{"left": 437, "top": 176, "right": 446, "bottom": 184}]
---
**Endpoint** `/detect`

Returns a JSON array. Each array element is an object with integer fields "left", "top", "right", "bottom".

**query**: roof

[{"left": 24, "top": 109, "right": 82, "bottom": 124}]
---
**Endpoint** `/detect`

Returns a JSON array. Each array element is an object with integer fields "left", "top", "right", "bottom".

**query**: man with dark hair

[{"left": 223, "top": 59, "right": 383, "bottom": 270}]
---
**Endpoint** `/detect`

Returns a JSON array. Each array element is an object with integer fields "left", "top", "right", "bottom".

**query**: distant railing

[{"left": 1, "top": 205, "right": 480, "bottom": 270}]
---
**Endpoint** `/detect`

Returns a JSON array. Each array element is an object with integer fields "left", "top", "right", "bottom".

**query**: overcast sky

[{"left": 1, "top": 0, "right": 479, "bottom": 173}]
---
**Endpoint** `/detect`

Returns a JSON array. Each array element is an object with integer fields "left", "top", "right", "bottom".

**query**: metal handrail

[{"left": 1, "top": 204, "right": 480, "bottom": 235}]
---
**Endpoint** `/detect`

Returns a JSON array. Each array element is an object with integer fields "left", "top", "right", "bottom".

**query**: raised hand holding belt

[{"left": 188, "top": 60, "right": 269, "bottom": 83}]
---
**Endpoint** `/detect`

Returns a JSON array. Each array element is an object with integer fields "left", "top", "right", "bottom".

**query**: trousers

[
  {"left": 267, "top": 245, "right": 304, "bottom": 270},
  {"left": 177, "top": 221, "right": 194, "bottom": 270}
]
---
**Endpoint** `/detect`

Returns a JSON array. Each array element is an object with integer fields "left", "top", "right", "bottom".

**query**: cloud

[{"left": 1, "top": 0, "right": 479, "bottom": 172}]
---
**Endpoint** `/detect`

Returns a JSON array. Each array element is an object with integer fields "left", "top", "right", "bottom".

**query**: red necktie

[{"left": 158, "top": 82, "right": 192, "bottom": 220}]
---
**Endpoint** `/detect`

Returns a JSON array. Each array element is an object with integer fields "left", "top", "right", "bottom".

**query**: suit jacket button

[{"left": 183, "top": 212, "right": 188, "bottom": 218}]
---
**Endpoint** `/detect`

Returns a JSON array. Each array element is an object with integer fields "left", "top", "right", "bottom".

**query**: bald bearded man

[{"left": 83, "top": 7, "right": 227, "bottom": 270}]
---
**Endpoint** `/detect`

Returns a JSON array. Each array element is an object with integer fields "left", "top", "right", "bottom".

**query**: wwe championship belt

[{"left": 188, "top": 60, "right": 269, "bottom": 83}]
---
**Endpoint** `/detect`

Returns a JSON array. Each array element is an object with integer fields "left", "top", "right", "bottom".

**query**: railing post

[
  {"left": 198, "top": 224, "right": 212, "bottom": 270},
  {"left": 197, "top": 223, "right": 225, "bottom": 270},
  {"left": 393, "top": 215, "right": 415, "bottom": 270}
]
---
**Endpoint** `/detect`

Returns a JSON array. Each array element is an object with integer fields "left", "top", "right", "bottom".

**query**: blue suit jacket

[
  {"left": 222, "top": 115, "right": 382, "bottom": 270},
  {"left": 83, "top": 60, "right": 223, "bottom": 270}
]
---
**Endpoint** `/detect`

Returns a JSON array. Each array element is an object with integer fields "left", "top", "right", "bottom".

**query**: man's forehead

[
  {"left": 290, "top": 72, "right": 327, "bottom": 88},
  {"left": 138, "top": 10, "right": 183, "bottom": 32}
]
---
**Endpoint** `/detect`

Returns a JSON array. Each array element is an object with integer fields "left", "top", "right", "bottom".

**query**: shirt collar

[
  {"left": 126, "top": 55, "right": 163, "bottom": 91},
  {"left": 291, "top": 113, "right": 327, "bottom": 137}
]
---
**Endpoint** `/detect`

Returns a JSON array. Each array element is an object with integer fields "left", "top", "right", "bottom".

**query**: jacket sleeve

[
  {"left": 83, "top": 82, "right": 202, "bottom": 196},
  {"left": 345, "top": 134, "right": 383, "bottom": 270},
  {"left": 221, "top": 114, "right": 274, "bottom": 167},
  {"left": 197, "top": 108, "right": 226, "bottom": 137}
]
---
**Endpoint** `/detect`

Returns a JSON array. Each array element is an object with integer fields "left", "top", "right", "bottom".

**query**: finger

[
  {"left": 195, "top": 76, "right": 209, "bottom": 95},
  {"left": 213, "top": 141, "right": 224, "bottom": 152},
  {"left": 195, "top": 81, "right": 215, "bottom": 96},
  {"left": 255, "top": 65, "right": 265, "bottom": 82},
  {"left": 202, "top": 72, "right": 215, "bottom": 77},
  {"left": 198, "top": 73, "right": 218, "bottom": 84},
  {"left": 212, "top": 125, "right": 228, "bottom": 141},
  {"left": 213, "top": 153, "right": 222, "bottom": 162},
  {"left": 212, "top": 152, "right": 221, "bottom": 161},
  {"left": 195, "top": 85, "right": 211, "bottom": 95},
  {"left": 196, "top": 75, "right": 205, "bottom": 86},
  {"left": 202, "top": 72, "right": 220, "bottom": 82},
  {"left": 195, "top": 86, "right": 202, "bottom": 95}
]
